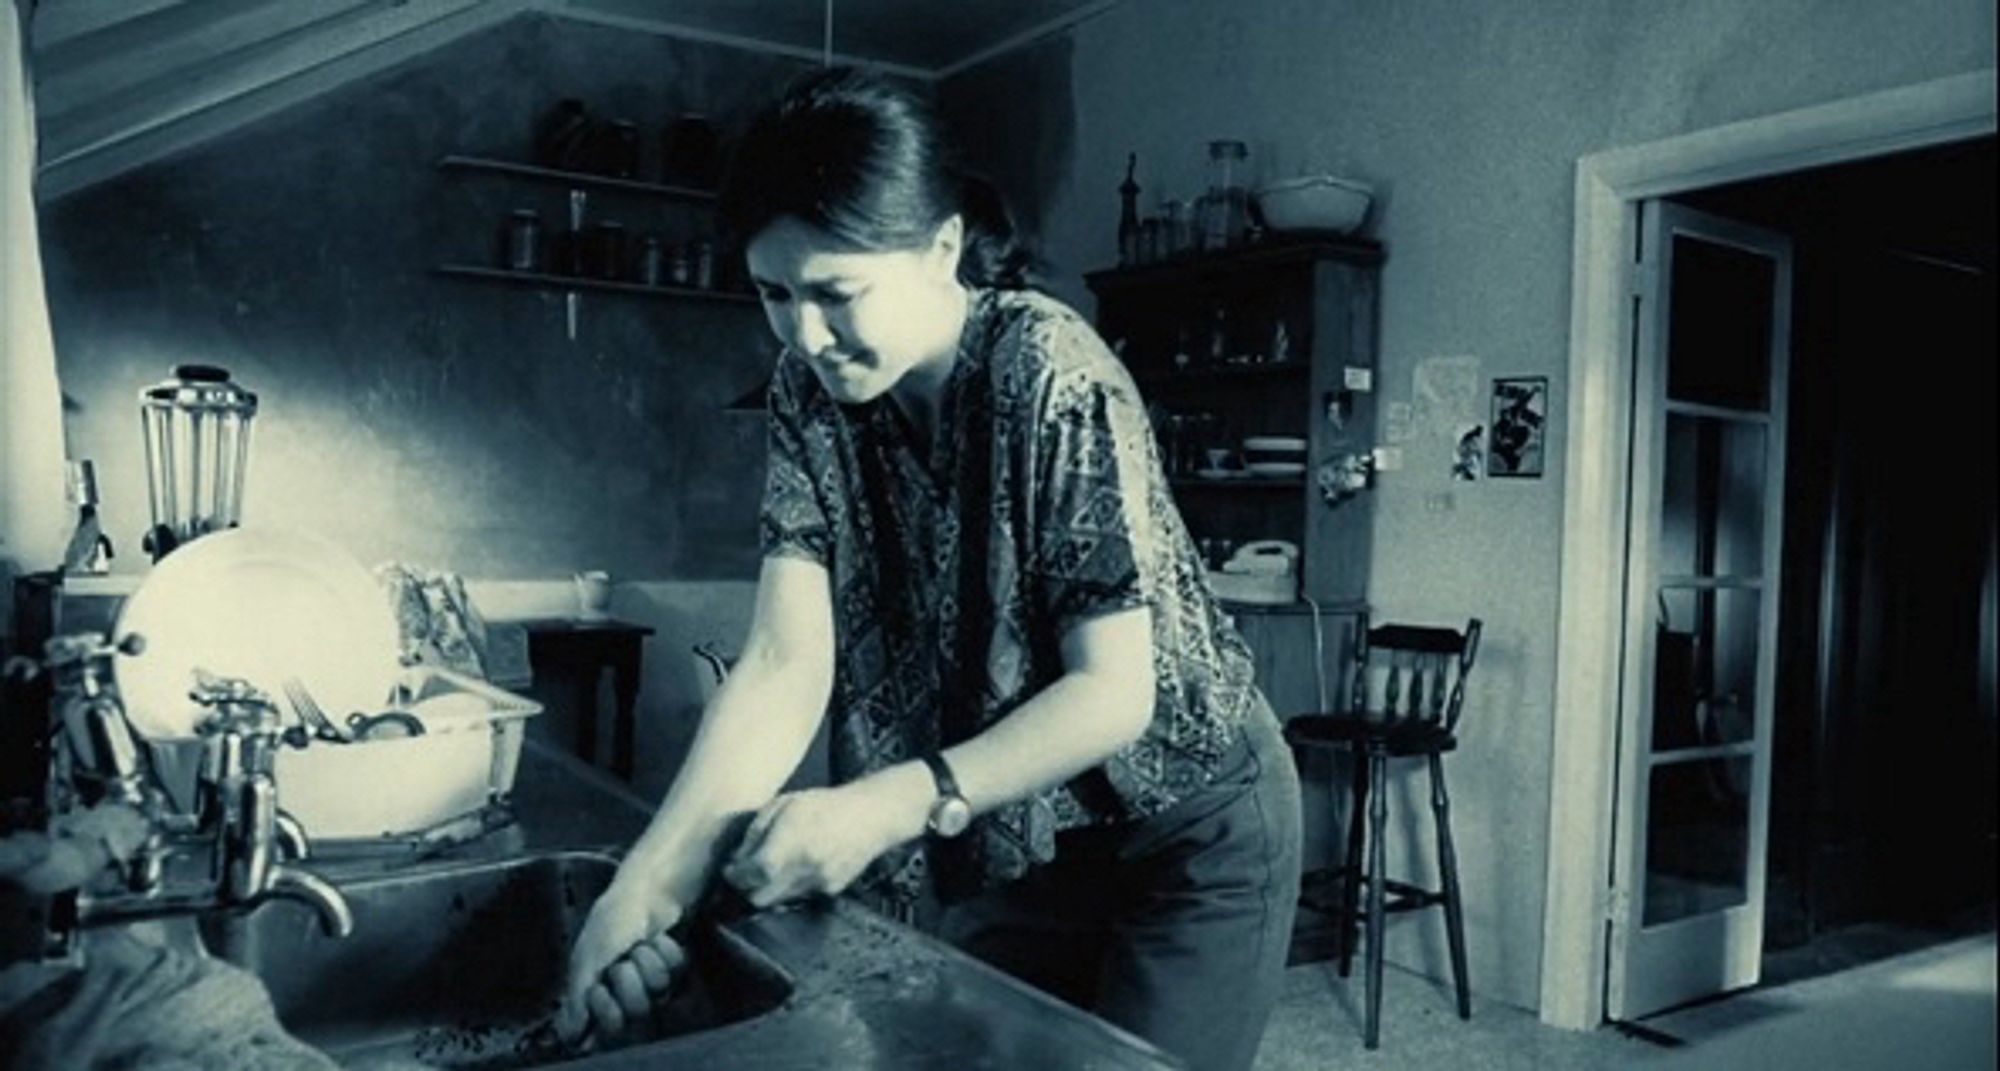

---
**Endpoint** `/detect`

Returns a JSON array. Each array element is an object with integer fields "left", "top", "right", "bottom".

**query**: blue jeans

[{"left": 938, "top": 703, "right": 1303, "bottom": 1071}]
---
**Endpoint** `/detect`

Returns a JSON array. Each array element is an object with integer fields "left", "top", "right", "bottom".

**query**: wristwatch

[{"left": 919, "top": 751, "right": 972, "bottom": 838}]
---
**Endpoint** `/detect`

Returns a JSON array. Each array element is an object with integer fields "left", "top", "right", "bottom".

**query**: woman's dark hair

[{"left": 720, "top": 66, "right": 1037, "bottom": 290}]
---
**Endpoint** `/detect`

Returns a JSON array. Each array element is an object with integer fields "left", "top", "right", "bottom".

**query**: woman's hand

[
  {"left": 553, "top": 870, "right": 689, "bottom": 1046},
  {"left": 720, "top": 766, "right": 930, "bottom": 907}
]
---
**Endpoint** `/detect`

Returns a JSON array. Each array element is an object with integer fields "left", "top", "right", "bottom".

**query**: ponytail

[{"left": 951, "top": 170, "right": 1039, "bottom": 291}]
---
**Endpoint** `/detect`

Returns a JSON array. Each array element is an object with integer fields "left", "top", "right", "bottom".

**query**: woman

[{"left": 558, "top": 66, "right": 1301, "bottom": 1071}]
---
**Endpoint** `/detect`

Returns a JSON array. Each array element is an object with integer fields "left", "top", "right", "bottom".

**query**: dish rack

[{"left": 273, "top": 666, "right": 542, "bottom": 840}]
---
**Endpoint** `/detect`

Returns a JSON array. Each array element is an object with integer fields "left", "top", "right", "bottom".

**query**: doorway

[
  {"left": 1539, "top": 70, "right": 1997, "bottom": 1031},
  {"left": 1674, "top": 136, "right": 1998, "bottom": 989}
]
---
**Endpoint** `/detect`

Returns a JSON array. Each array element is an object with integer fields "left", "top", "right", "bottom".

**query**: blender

[{"left": 139, "top": 365, "right": 258, "bottom": 561}]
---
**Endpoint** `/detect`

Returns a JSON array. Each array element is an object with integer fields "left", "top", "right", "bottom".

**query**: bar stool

[{"left": 1283, "top": 613, "right": 1482, "bottom": 1050}]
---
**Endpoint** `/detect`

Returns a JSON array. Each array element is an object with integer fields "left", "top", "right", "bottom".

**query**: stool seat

[{"left": 1285, "top": 714, "right": 1458, "bottom": 756}]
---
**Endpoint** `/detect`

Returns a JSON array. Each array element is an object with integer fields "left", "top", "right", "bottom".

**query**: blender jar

[{"left": 139, "top": 365, "right": 258, "bottom": 560}]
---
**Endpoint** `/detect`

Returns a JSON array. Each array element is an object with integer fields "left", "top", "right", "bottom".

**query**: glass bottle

[
  {"left": 502, "top": 209, "right": 542, "bottom": 272},
  {"left": 1117, "top": 153, "right": 1141, "bottom": 266},
  {"left": 691, "top": 239, "right": 715, "bottom": 289},
  {"left": 1141, "top": 217, "right": 1163, "bottom": 263},
  {"left": 638, "top": 235, "right": 665, "bottom": 286},
  {"left": 1200, "top": 140, "right": 1250, "bottom": 250}
]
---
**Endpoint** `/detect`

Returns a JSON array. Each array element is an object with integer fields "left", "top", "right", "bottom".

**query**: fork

[{"left": 283, "top": 677, "right": 348, "bottom": 742}]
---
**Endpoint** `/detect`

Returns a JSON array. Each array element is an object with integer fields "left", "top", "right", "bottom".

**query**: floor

[{"left": 1254, "top": 930, "right": 1998, "bottom": 1070}]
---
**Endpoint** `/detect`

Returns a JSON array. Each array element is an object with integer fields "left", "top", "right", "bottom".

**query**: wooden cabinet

[{"left": 1086, "top": 236, "right": 1384, "bottom": 608}]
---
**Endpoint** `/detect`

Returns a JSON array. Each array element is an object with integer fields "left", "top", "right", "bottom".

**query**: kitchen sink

[{"left": 201, "top": 849, "right": 793, "bottom": 1068}]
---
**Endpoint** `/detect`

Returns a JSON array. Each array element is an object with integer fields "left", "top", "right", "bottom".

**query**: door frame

[{"left": 1538, "top": 68, "right": 1996, "bottom": 1031}]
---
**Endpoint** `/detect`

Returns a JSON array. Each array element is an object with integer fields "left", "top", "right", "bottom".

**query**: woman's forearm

[
  {"left": 859, "top": 661, "right": 1155, "bottom": 845},
  {"left": 947, "top": 666, "right": 1150, "bottom": 816},
  {"left": 620, "top": 648, "right": 830, "bottom": 902}
]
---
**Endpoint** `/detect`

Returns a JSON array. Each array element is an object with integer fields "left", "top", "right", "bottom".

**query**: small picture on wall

[
  {"left": 1488, "top": 376, "right": 1548, "bottom": 478},
  {"left": 1452, "top": 423, "right": 1485, "bottom": 481}
]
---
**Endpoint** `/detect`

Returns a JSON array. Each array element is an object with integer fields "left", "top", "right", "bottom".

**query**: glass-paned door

[{"left": 1607, "top": 201, "right": 1793, "bottom": 1020}]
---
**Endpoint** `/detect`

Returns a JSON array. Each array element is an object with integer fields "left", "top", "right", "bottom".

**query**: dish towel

[
  {"left": 373, "top": 563, "right": 531, "bottom": 690},
  {"left": 0, "top": 924, "right": 343, "bottom": 1071}
]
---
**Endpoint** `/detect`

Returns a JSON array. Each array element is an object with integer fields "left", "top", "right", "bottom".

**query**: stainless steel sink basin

[{"left": 201, "top": 849, "right": 793, "bottom": 1068}]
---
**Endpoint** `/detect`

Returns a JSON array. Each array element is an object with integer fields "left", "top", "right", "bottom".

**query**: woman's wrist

[
  {"left": 862, "top": 760, "right": 940, "bottom": 845},
  {"left": 618, "top": 819, "right": 735, "bottom": 921},
  {"left": 604, "top": 864, "right": 689, "bottom": 931}
]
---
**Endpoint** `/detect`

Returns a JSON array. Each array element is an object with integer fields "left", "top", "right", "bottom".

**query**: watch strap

[{"left": 919, "top": 750, "right": 962, "bottom": 801}]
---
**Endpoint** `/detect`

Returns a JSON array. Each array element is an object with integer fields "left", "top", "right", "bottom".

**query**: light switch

[
  {"left": 1344, "top": 367, "right": 1374, "bottom": 392},
  {"left": 1372, "top": 446, "right": 1403, "bottom": 471}
]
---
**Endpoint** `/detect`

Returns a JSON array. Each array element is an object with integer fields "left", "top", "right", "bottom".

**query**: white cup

[{"left": 573, "top": 570, "right": 612, "bottom": 620}]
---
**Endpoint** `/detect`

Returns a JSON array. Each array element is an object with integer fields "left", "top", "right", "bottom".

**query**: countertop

[{"left": 339, "top": 740, "right": 1184, "bottom": 1070}]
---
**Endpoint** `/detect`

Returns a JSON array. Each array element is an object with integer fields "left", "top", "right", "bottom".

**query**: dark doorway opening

[{"left": 1674, "top": 135, "right": 1998, "bottom": 988}]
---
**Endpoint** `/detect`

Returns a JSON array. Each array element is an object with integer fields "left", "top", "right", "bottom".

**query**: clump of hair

[{"left": 720, "top": 66, "right": 1037, "bottom": 290}]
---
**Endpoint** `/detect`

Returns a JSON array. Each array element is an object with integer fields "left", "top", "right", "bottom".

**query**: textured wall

[
  {"left": 39, "top": 13, "right": 812, "bottom": 583},
  {"left": 1027, "top": 0, "right": 1995, "bottom": 1010},
  {"left": 935, "top": 33, "right": 1076, "bottom": 266}
]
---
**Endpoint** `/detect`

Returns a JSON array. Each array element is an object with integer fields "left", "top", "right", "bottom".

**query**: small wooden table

[{"left": 520, "top": 618, "right": 655, "bottom": 782}]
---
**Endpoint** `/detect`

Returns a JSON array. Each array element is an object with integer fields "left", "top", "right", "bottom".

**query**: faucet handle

[
  {"left": 189, "top": 670, "right": 269, "bottom": 708},
  {"left": 189, "top": 672, "right": 281, "bottom": 732},
  {"left": 39, "top": 632, "right": 144, "bottom": 693}
]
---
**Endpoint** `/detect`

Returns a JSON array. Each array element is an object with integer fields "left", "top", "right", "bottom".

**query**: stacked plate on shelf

[{"left": 1242, "top": 435, "right": 1308, "bottom": 477}]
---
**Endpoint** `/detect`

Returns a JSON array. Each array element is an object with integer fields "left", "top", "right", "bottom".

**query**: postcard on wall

[
  {"left": 1413, "top": 355, "right": 1483, "bottom": 440},
  {"left": 1487, "top": 376, "right": 1548, "bottom": 478}
]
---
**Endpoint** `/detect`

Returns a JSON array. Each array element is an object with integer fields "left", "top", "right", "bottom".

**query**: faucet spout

[{"left": 264, "top": 865, "right": 354, "bottom": 939}]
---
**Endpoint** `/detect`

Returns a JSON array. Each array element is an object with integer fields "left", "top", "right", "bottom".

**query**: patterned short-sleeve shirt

[{"left": 760, "top": 287, "right": 1263, "bottom": 913}]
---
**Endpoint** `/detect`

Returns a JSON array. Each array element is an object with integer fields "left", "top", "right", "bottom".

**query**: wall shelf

[
  {"left": 437, "top": 155, "right": 718, "bottom": 202},
  {"left": 434, "top": 264, "right": 757, "bottom": 304}
]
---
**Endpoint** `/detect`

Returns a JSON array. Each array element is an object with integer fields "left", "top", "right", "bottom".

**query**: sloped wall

[{"left": 39, "top": 13, "right": 807, "bottom": 583}]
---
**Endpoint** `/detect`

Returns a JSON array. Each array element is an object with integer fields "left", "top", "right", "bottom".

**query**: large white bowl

[{"left": 1256, "top": 175, "right": 1374, "bottom": 234}]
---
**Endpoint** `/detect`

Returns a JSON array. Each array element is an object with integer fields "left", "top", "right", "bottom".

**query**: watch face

[{"left": 929, "top": 796, "right": 972, "bottom": 838}]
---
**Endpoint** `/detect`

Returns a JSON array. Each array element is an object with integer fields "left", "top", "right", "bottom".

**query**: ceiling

[{"left": 23, "top": 0, "right": 1114, "bottom": 198}]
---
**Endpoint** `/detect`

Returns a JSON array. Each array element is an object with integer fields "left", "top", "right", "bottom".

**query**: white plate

[
  {"left": 1245, "top": 461, "right": 1307, "bottom": 477},
  {"left": 113, "top": 527, "right": 400, "bottom": 740}
]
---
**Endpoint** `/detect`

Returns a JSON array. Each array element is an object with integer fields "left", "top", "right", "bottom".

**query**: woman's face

[{"left": 745, "top": 215, "right": 964, "bottom": 405}]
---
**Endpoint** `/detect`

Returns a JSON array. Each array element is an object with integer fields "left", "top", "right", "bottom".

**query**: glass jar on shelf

[
  {"left": 1198, "top": 140, "right": 1250, "bottom": 250},
  {"left": 1140, "top": 217, "right": 1163, "bottom": 263}
]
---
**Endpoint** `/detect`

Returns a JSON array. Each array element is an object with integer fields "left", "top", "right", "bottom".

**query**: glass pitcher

[{"left": 139, "top": 365, "right": 258, "bottom": 561}]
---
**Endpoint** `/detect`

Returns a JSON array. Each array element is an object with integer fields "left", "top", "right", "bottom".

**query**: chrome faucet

[{"left": 34, "top": 632, "right": 353, "bottom": 956}]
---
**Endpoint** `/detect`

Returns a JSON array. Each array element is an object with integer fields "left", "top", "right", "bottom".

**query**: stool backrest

[{"left": 1347, "top": 615, "right": 1483, "bottom": 732}]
